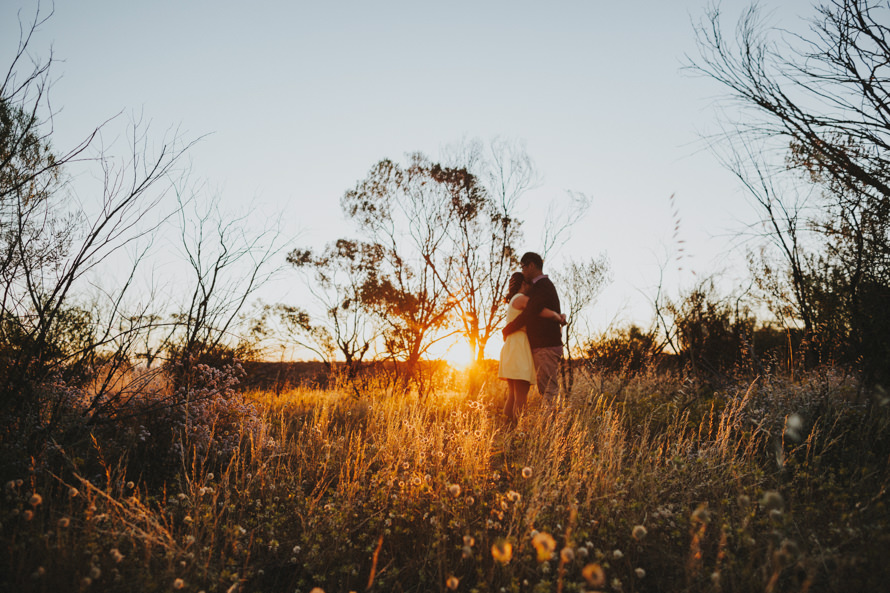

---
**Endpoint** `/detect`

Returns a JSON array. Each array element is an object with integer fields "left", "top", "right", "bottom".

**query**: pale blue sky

[{"left": 2, "top": 0, "right": 817, "bottom": 358}]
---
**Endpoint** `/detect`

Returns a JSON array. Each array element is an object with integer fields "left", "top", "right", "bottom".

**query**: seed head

[
  {"left": 635, "top": 567, "right": 646, "bottom": 578},
  {"left": 522, "top": 466, "right": 533, "bottom": 479},
  {"left": 532, "top": 532, "right": 556, "bottom": 562},
  {"left": 29, "top": 493, "right": 42, "bottom": 506},
  {"left": 446, "top": 576, "right": 459, "bottom": 590},
  {"left": 491, "top": 540, "right": 513, "bottom": 564},
  {"left": 582, "top": 563, "right": 606, "bottom": 587},
  {"left": 58, "top": 517, "right": 70, "bottom": 528},
  {"left": 448, "top": 484, "right": 461, "bottom": 497},
  {"left": 632, "top": 525, "right": 647, "bottom": 540},
  {"left": 173, "top": 578, "right": 185, "bottom": 589}
]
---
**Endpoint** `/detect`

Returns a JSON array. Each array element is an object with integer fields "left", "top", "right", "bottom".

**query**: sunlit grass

[{"left": 2, "top": 364, "right": 888, "bottom": 592}]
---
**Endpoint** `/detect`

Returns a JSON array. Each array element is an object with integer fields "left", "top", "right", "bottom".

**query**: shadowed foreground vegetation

[{"left": 2, "top": 364, "right": 888, "bottom": 593}]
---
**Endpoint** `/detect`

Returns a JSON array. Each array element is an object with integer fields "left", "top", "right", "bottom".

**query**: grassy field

[{"left": 2, "top": 364, "right": 888, "bottom": 592}]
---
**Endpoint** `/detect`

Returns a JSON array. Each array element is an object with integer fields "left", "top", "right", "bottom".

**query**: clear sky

[{"left": 1, "top": 0, "right": 817, "bottom": 360}]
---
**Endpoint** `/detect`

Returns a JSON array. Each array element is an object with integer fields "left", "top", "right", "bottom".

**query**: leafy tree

[
  {"left": 341, "top": 154, "right": 472, "bottom": 392},
  {"left": 280, "top": 239, "right": 381, "bottom": 378}
]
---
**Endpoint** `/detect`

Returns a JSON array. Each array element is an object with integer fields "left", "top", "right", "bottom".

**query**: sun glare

[{"left": 427, "top": 333, "right": 504, "bottom": 370}]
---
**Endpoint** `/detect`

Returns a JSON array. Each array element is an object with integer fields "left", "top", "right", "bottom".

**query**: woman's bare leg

[{"left": 504, "top": 379, "right": 530, "bottom": 422}]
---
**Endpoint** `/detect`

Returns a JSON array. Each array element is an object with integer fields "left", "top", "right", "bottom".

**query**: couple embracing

[{"left": 498, "top": 252, "right": 565, "bottom": 422}]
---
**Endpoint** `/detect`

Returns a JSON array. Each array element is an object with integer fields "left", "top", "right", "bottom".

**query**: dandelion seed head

[
  {"left": 446, "top": 576, "right": 459, "bottom": 590},
  {"left": 89, "top": 565, "right": 101, "bottom": 580},
  {"left": 463, "top": 535, "right": 475, "bottom": 547},
  {"left": 58, "top": 517, "right": 70, "bottom": 528},
  {"left": 206, "top": 473, "right": 214, "bottom": 480},
  {"left": 29, "top": 493, "right": 42, "bottom": 506},
  {"left": 23, "top": 510, "right": 33, "bottom": 521},
  {"left": 448, "top": 484, "right": 461, "bottom": 497},
  {"left": 612, "top": 549, "right": 623, "bottom": 559},
  {"left": 760, "top": 490, "right": 784, "bottom": 511},
  {"left": 126, "top": 481, "right": 134, "bottom": 490},
  {"left": 635, "top": 567, "right": 646, "bottom": 578},
  {"left": 632, "top": 525, "right": 647, "bottom": 540},
  {"left": 173, "top": 578, "right": 185, "bottom": 589},
  {"left": 522, "top": 466, "right": 533, "bottom": 479},
  {"left": 491, "top": 540, "right": 513, "bottom": 563},
  {"left": 582, "top": 563, "right": 606, "bottom": 587},
  {"left": 532, "top": 532, "right": 556, "bottom": 562},
  {"left": 560, "top": 547, "right": 575, "bottom": 562},
  {"left": 110, "top": 548, "right": 124, "bottom": 563},
  {"left": 507, "top": 490, "right": 521, "bottom": 502}
]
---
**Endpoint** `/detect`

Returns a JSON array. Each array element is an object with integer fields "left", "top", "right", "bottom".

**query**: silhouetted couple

[{"left": 498, "top": 252, "right": 565, "bottom": 423}]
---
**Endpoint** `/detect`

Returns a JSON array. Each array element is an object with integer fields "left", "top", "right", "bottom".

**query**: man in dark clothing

[{"left": 502, "top": 252, "right": 564, "bottom": 407}]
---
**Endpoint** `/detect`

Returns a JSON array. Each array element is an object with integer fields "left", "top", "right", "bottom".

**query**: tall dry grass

[{"left": 2, "top": 364, "right": 888, "bottom": 592}]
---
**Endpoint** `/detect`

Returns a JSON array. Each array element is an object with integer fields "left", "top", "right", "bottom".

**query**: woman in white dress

[{"left": 499, "top": 272, "right": 566, "bottom": 422}]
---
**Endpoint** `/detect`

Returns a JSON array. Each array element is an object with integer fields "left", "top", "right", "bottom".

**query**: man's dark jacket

[{"left": 502, "top": 276, "right": 562, "bottom": 349}]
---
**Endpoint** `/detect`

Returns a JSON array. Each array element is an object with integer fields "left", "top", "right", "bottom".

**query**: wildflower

[
  {"left": 522, "top": 466, "right": 533, "bottom": 479},
  {"left": 760, "top": 490, "right": 784, "bottom": 512},
  {"left": 68, "top": 487, "right": 79, "bottom": 498},
  {"left": 560, "top": 547, "right": 575, "bottom": 563},
  {"left": 612, "top": 549, "right": 623, "bottom": 559},
  {"left": 446, "top": 576, "right": 460, "bottom": 590},
  {"left": 632, "top": 525, "right": 647, "bottom": 540},
  {"left": 582, "top": 563, "right": 606, "bottom": 587},
  {"left": 448, "top": 484, "right": 461, "bottom": 497},
  {"left": 29, "top": 493, "right": 42, "bottom": 506},
  {"left": 58, "top": 517, "right": 70, "bottom": 528},
  {"left": 507, "top": 490, "right": 521, "bottom": 503},
  {"left": 491, "top": 540, "right": 513, "bottom": 563},
  {"left": 110, "top": 548, "right": 124, "bottom": 563},
  {"left": 635, "top": 567, "right": 646, "bottom": 578},
  {"left": 532, "top": 532, "right": 556, "bottom": 562},
  {"left": 173, "top": 578, "right": 185, "bottom": 589}
]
